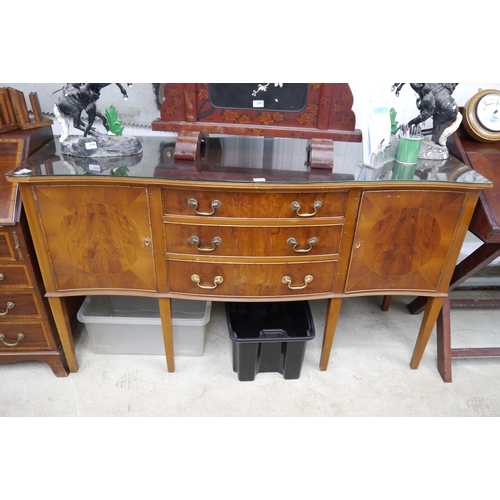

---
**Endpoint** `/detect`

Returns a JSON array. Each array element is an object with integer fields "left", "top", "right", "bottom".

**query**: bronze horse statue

[
  {"left": 54, "top": 83, "right": 131, "bottom": 141},
  {"left": 391, "top": 83, "right": 461, "bottom": 146}
]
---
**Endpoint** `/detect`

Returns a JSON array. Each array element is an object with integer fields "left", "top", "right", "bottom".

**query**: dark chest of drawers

[{"left": 0, "top": 127, "right": 72, "bottom": 376}]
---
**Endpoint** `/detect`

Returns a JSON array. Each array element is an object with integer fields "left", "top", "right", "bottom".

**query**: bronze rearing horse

[{"left": 54, "top": 83, "right": 131, "bottom": 141}]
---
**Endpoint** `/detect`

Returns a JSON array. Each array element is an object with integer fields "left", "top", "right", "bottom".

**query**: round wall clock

[{"left": 462, "top": 89, "right": 500, "bottom": 142}]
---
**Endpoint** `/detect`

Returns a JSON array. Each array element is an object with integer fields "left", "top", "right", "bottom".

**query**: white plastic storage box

[{"left": 77, "top": 296, "right": 211, "bottom": 356}]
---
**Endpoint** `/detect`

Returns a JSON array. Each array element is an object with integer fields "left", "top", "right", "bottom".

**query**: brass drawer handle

[
  {"left": 287, "top": 237, "right": 318, "bottom": 253},
  {"left": 190, "top": 236, "right": 222, "bottom": 252},
  {"left": 0, "top": 333, "right": 24, "bottom": 347},
  {"left": 191, "top": 274, "right": 223, "bottom": 289},
  {"left": 0, "top": 302, "right": 14, "bottom": 316},
  {"left": 0, "top": 273, "right": 4, "bottom": 281},
  {"left": 282, "top": 275, "right": 313, "bottom": 290},
  {"left": 188, "top": 198, "right": 221, "bottom": 216},
  {"left": 291, "top": 200, "right": 322, "bottom": 217}
]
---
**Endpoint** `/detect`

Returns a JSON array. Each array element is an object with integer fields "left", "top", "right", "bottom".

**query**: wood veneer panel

[{"left": 346, "top": 190, "right": 466, "bottom": 293}]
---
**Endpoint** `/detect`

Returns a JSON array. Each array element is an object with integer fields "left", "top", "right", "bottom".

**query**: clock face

[
  {"left": 463, "top": 89, "right": 500, "bottom": 142},
  {"left": 477, "top": 94, "right": 500, "bottom": 132}
]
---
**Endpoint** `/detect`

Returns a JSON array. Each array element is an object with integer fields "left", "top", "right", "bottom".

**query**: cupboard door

[
  {"left": 345, "top": 190, "right": 466, "bottom": 293},
  {"left": 33, "top": 185, "right": 157, "bottom": 292}
]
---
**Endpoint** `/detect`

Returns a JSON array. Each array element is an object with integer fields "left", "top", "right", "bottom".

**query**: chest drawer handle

[
  {"left": 0, "top": 333, "right": 24, "bottom": 347},
  {"left": 282, "top": 274, "right": 313, "bottom": 290},
  {"left": 191, "top": 274, "right": 223, "bottom": 289},
  {"left": 291, "top": 200, "right": 322, "bottom": 217},
  {"left": 190, "top": 236, "right": 222, "bottom": 252},
  {"left": 287, "top": 237, "right": 318, "bottom": 253},
  {"left": 188, "top": 198, "right": 221, "bottom": 216},
  {"left": 0, "top": 273, "right": 4, "bottom": 281},
  {"left": 0, "top": 302, "right": 14, "bottom": 316}
]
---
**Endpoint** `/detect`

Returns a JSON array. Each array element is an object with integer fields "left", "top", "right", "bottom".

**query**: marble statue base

[
  {"left": 418, "top": 136, "right": 450, "bottom": 160},
  {"left": 60, "top": 135, "right": 143, "bottom": 157}
]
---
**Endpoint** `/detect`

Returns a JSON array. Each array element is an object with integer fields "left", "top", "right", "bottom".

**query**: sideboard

[{"left": 5, "top": 135, "right": 492, "bottom": 374}]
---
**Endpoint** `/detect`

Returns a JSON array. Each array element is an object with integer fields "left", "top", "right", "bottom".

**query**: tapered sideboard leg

[
  {"left": 48, "top": 296, "right": 79, "bottom": 373},
  {"left": 159, "top": 297, "right": 175, "bottom": 372},
  {"left": 320, "top": 298, "right": 343, "bottom": 371},
  {"left": 436, "top": 296, "right": 452, "bottom": 382},
  {"left": 410, "top": 296, "right": 445, "bottom": 369}
]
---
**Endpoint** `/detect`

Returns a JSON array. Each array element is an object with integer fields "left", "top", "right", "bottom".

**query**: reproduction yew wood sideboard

[{"left": 5, "top": 135, "right": 492, "bottom": 374}]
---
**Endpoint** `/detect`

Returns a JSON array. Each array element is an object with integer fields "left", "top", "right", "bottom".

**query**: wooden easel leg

[
  {"left": 406, "top": 296, "right": 428, "bottom": 315},
  {"left": 159, "top": 297, "right": 175, "bottom": 372},
  {"left": 29, "top": 92, "right": 43, "bottom": 122},
  {"left": 407, "top": 244, "right": 500, "bottom": 315},
  {"left": 436, "top": 295, "right": 452, "bottom": 382},
  {"left": 48, "top": 297, "right": 79, "bottom": 373},
  {"left": 320, "top": 298, "right": 342, "bottom": 371},
  {"left": 410, "top": 296, "right": 445, "bottom": 369}
]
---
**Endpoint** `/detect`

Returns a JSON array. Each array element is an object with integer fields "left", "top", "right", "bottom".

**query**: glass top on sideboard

[{"left": 6, "top": 135, "right": 492, "bottom": 186}]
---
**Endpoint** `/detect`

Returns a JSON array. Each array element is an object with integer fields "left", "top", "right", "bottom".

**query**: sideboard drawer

[
  {"left": 0, "top": 232, "right": 17, "bottom": 261},
  {"left": 168, "top": 260, "right": 336, "bottom": 297},
  {"left": 0, "top": 322, "right": 50, "bottom": 350},
  {"left": 165, "top": 222, "right": 342, "bottom": 257},
  {"left": 0, "top": 265, "right": 32, "bottom": 287},
  {"left": 163, "top": 189, "right": 348, "bottom": 219},
  {"left": 0, "top": 292, "right": 39, "bottom": 318}
]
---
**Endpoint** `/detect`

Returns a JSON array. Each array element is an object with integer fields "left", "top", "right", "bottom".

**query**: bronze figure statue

[{"left": 53, "top": 83, "right": 131, "bottom": 141}]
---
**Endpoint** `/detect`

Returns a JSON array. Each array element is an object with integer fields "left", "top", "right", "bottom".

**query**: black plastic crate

[{"left": 226, "top": 301, "right": 315, "bottom": 381}]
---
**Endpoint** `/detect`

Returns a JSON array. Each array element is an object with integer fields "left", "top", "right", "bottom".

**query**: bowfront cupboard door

[
  {"left": 345, "top": 190, "right": 467, "bottom": 294},
  {"left": 32, "top": 185, "right": 157, "bottom": 292}
]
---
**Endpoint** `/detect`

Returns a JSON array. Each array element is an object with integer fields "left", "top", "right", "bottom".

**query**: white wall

[
  {"left": 1, "top": 83, "right": 164, "bottom": 135},
  {"left": 350, "top": 83, "right": 500, "bottom": 168},
  {"left": 351, "top": 82, "right": 500, "bottom": 128},
  {"left": 4, "top": 82, "right": 500, "bottom": 134}
]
